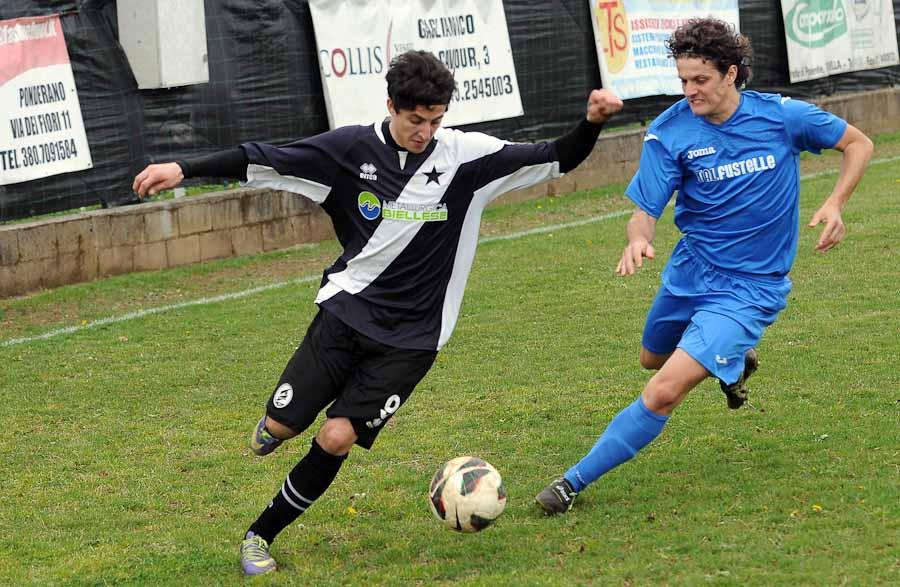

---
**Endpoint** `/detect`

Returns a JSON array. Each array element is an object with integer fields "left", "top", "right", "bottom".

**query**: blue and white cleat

[
  {"left": 250, "top": 416, "right": 283, "bottom": 456},
  {"left": 240, "top": 532, "right": 276, "bottom": 576}
]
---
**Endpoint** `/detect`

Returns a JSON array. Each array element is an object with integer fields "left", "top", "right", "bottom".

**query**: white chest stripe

[
  {"left": 244, "top": 164, "right": 330, "bottom": 204},
  {"left": 438, "top": 160, "right": 560, "bottom": 348},
  {"left": 316, "top": 146, "right": 452, "bottom": 302}
]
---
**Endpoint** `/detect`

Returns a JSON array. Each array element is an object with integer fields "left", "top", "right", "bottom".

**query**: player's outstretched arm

[
  {"left": 554, "top": 90, "right": 623, "bottom": 173},
  {"left": 616, "top": 209, "right": 656, "bottom": 276},
  {"left": 133, "top": 148, "right": 249, "bottom": 199},
  {"left": 133, "top": 162, "right": 184, "bottom": 198},
  {"left": 808, "top": 123, "right": 873, "bottom": 252}
]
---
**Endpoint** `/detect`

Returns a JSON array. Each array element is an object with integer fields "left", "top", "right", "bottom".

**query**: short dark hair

[
  {"left": 385, "top": 50, "right": 456, "bottom": 111},
  {"left": 666, "top": 17, "right": 753, "bottom": 88}
]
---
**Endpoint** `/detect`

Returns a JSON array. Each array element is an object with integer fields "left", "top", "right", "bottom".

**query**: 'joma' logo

[{"left": 686, "top": 146, "right": 716, "bottom": 160}]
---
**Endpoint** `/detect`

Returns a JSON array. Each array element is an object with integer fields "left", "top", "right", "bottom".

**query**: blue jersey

[{"left": 626, "top": 91, "right": 847, "bottom": 278}]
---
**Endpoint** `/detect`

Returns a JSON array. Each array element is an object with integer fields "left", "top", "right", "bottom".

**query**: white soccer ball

[{"left": 428, "top": 456, "right": 507, "bottom": 532}]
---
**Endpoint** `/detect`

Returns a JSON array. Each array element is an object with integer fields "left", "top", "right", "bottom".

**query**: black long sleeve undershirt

[
  {"left": 176, "top": 117, "right": 602, "bottom": 181},
  {"left": 176, "top": 147, "right": 249, "bottom": 181},
  {"left": 552, "top": 118, "right": 604, "bottom": 174}
]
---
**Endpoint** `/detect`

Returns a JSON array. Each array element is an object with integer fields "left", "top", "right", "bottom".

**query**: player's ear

[
  {"left": 386, "top": 98, "right": 396, "bottom": 116},
  {"left": 727, "top": 64, "right": 738, "bottom": 84}
]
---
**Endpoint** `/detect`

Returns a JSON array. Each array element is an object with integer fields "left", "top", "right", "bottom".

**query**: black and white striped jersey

[{"left": 239, "top": 120, "right": 572, "bottom": 351}]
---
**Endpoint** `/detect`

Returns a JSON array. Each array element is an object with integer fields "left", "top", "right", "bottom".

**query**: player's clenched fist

[
  {"left": 132, "top": 162, "right": 184, "bottom": 198},
  {"left": 586, "top": 89, "right": 624, "bottom": 124}
]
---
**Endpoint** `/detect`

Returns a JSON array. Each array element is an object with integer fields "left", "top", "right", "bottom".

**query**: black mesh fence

[{"left": 1, "top": 0, "right": 898, "bottom": 221}]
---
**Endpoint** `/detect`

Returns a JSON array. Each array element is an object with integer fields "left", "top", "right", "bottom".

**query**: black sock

[{"left": 247, "top": 439, "right": 347, "bottom": 544}]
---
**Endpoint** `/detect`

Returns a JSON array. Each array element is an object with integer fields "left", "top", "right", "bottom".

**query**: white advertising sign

[
  {"left": 588, "top": 0, "right": 740, "bottom": 100},
  {"left": 781, "top": 0, "right": 899, "bottom": 82},
  {"left": 0, "top": 15, "right": 92, "bottom": 185},
  {"left": 309, "top": 0, "right": 523, "bottom": 128}
]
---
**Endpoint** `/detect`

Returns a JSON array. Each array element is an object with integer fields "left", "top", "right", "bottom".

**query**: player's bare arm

[
  {"left": 616, "top": 209, "right": 657, "bottom": 276},
  {"left": 586, "top": 89, "right": 624, "bottom": 124},
  {"left": 808, "top": 123, "right": 873, "bottom": 252}
]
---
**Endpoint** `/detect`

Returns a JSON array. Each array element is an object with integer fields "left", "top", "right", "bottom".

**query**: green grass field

[{"left": 1, "top": 134, "right": 898, "bottom": 585}]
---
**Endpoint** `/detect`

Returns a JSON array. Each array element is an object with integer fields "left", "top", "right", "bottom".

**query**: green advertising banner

[{"left": 781, "top": 0, "right": 899, "bottom": 82}]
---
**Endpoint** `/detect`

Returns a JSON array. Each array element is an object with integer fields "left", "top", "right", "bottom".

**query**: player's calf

[{"left": 719, "top": 349, "right": 759, "bottom": 409}]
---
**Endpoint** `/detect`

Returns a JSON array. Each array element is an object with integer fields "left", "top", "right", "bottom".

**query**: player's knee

[
  {"left": 316, "top": 418, "right": 357, "bottom": 456},
  {"left": 642, "top": 377, "right": 687, "bottom": 415}
]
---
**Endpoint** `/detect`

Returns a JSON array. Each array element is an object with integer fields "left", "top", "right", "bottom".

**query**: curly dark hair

[
  {"left": 666, "top": 17, "right": 753, "bottom": 88},
  {"left": 385, "top": 50, "right": 457, "bottom": 111}
]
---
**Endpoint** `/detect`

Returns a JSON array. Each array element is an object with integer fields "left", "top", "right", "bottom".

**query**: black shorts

[{"left": 266, "top": 308, "right": 437, "bottom": 449}]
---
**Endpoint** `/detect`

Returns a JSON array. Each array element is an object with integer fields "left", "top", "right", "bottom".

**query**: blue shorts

[{"left": 641, "top": 240, "right": 791, "bottom": 384}]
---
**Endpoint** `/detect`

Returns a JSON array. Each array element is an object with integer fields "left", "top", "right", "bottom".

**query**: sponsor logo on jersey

[
  {"left": 358, "top": 191, "right": 381, "bottom": 220},
  {"left": 382, "top": 201, "right": 448, "bottom": 222},
  {"left": 686, "top": 146, "right": 716, "bottom": 160},
  {"left": 273, "top": 382, "right": 294, "bottom": 408},
  {"left": 715, "top": 354, "right": 729, "bottom": 365},
  {"left": 357, "top": 191, "right": 449, "bottom": 222},
  {"left": 694, "top": 154, "right": 777, "bottom": 183},
  {"left": 359, "top": 162, "right": 378, "bottom": 181}
]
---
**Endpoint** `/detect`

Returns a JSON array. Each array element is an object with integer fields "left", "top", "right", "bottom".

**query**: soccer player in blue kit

[
  {"left": 134, "top": 50, "right": 623, "bottom": 574},
  {"left": 536, "top": 17, "right": 873, "bottom": 514}
]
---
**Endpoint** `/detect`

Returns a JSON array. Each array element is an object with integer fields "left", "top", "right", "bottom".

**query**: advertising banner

[
  {"left": 309, "top": 0, "right": 523, "bottom": 128},
  {"left": 781, "top": 0, "right": 899, "bottom": 82},
  {"left": 0, "top": 14, "right": 92, "bottom": 186},
  {"left": 588, "top": 0, "right": 740, "bottom": 100}
]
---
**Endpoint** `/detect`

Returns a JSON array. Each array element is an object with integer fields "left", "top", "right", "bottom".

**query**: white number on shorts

[{"left": 365, "top": 394, "right": 402, "bottom": 429}]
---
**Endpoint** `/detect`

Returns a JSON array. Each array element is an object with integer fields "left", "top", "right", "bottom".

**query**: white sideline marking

[
  {"left": 3, "top": 155, "right": 897, "bottom": 348},
  {"left": 801, "top": 154, "right": 900, "bottom": 180},
  {"left": 479, "top": 209, "right": 632, "bottom": 243},
  {"left": 1, "top": 276, "right": 319, "bottom": 347}
]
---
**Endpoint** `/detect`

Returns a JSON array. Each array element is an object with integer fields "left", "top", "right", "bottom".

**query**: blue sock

[{"left": 563, "top": 396, "right": 668, "bottom": 492}]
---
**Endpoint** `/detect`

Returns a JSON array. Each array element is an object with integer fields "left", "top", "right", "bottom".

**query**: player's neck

[
  {"left": 704, "top": 90, "right": 741, "bottom": 125},
  {"left": 387, "top": 120, "right": 401, "bottom": 148},
  {"left": 383, "top": 120, "right": 406, "bottom": 151}
]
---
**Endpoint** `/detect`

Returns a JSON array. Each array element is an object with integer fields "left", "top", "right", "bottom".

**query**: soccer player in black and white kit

[{"left": 134, "top": 50, "right": 622, "bottom": 576}]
